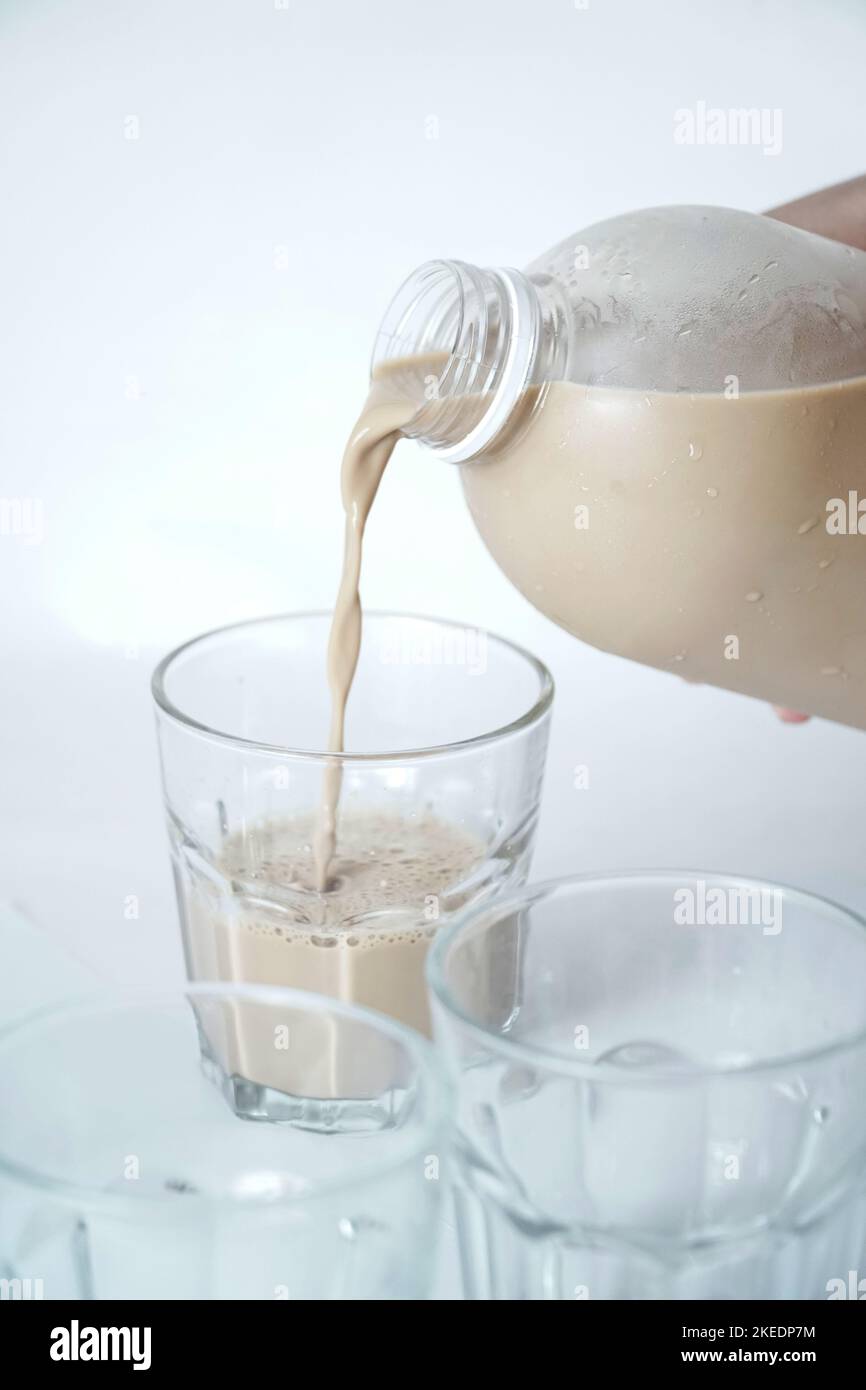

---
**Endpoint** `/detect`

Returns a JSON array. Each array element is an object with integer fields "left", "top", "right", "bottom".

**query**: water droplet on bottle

[
  {"left": 764, "top": 260, "right": 779, "bottom": 270},
  {"left": 748, "top": 273, "right": 760, "bottom": 285},
  {"left": 745, "top": 590, "right": 762, "bottom": 603},
  {"left": 688, "top": 441, "right": 703, "bottom": 460},
  {"left": 798, "top": 517, "right": 819, "bottom": 535},
  {"left": 706, "top": 486, "right": 719, "bottom": 499},
  {"left": 813, "top": 1106, "right": 830, "bottom": 1126},
  {"left": 818, "top": 558, "right": 833, "bottom": 570}
]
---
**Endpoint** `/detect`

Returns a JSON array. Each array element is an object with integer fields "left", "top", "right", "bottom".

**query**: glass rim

[
  {"left": 151, "top": 609, "right": 554, "bottom": 762},
  {"left": 0, "top": 982, "right": 451, "bottom": 1211},
  {"left": 426, "top": 868, "right": 866, "bottom": 1085}
]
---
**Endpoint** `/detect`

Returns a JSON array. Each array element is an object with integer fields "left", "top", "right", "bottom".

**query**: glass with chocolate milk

[{"left": 153, "top": 612, "right": 552, "bottom": 1116}]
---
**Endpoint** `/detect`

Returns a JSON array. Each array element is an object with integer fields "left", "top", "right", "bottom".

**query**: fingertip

[{"left": 773, "top": 707, "right": 811, "bottom": 724}]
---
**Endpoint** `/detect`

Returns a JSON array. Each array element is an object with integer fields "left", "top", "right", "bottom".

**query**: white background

[{"left": 2, "top": 0, "right": 866, "bottom": 991}]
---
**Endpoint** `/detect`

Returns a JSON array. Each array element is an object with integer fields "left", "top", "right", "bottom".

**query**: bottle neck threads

[{"left": 371, "top": 259, "right": 569, "bottom": 462}]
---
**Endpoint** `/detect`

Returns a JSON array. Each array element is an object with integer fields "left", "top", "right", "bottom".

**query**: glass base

[{"left": 199, "top": 1043, "right": 402, "bottom": 1134}]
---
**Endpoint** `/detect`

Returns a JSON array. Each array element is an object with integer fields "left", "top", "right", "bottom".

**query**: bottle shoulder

[{"left": 526, "top": 205, "right": 866, "bottom": 393}]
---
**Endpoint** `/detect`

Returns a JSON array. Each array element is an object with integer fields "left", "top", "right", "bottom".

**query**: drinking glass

[
  {"left": 152, "top": 612, "right": 552, "bottom": 1115},
  {"left": 0, "top": 984, "right": 449, "bottom": 1300},
  {"left": 427, "top": 872, "right": 866, "bottom": 1300}
]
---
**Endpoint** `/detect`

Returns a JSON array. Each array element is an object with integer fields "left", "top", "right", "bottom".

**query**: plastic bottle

[{"left": 373, "top": 206, "right": 866, "bottom": 727}]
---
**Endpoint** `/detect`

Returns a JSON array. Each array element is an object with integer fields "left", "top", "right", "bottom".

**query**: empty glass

[
  {"left": 152, "top": 612, "right": 552, "bottom": 1114},
  {"left": 0, "top": 985, "right": 449, "bottom": 1299},
  {"left": 428, "top": 872, "right": 866, "bottom": 1300}
]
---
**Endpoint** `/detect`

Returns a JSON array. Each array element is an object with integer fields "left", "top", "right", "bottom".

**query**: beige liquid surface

[
  {"left": 185, "top": 810, "right": 483, "bottom": 1092},
  {"left": 463, "top": 375, "right": 866, "bottom": 729}
]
